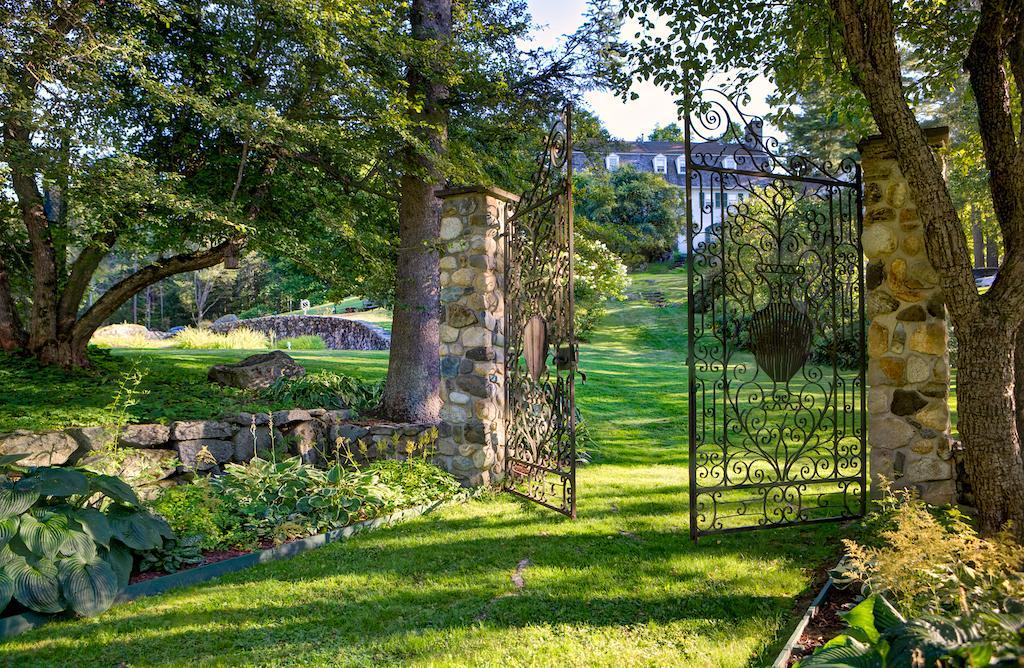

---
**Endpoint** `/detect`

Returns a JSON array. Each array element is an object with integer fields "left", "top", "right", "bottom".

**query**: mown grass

[
  {"left": 2, "top": 267, "right": 848, "bottom": 667},
  {"left": 0, "top": 348, "right": 388, "bottom": 432}
]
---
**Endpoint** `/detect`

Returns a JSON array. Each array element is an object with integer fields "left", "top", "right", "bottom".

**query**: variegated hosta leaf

[
  {"left": 19, "top": 509, "right": 70, "bottom": 558},
  {"left": 107, "top": 508, "right": 165, "bottom": 551},
  {"left": 6, "top": 554, "right": 63, "bottom": 614},
  {"left": 74, "top": 507, "right": 113, "bottom": 548},
  {"left": 0, "top": 481, "right": 39, "bottom": 520},
  {"left": 86, "top": 474, "right": 140, "bottom": 506},
  {"left": 0, "top": 515, "right": 19, "bottom": 549},
  {"left": 57, "top": 554, "right": 118, "bottom": 616}
]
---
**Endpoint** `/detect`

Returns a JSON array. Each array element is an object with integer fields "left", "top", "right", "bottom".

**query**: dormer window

[
  {"left": 606, "top": 153, "right": 620, "bottom": 171},
  {"left": 722, "top": 155, "right": 736, "bottom": 169},
  {"left": 653, "top": 154, "right": 667, "bottom": 174},
  {"left": 676, "top": 156, "right": 686, "bottom": 174}
]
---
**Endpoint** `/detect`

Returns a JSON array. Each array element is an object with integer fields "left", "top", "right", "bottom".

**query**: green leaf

[
  {"left": 0, "top": 481, "right": 39, "bottom": 519},
  {"left": 0, "top": 561, "right": 14, "bottom": 611},
  {"left": 870, "top": 595, "right": 904, "bottom": 633},
  {"left": 103, "top": 542, "right": 133, "bottom": 590},
  {"left": 886, "top": 617, "right": 971, "bottom": 667},
  {"left": 19, "top": 509, "right": 71, "bottom": 557},
  {"left": 57, "top": 526, "right": 98, "bottom": 561},
  {"left": 7, "top": 554, "right": 63, "bottom": 614},
  {"left": 0, "top": 515, "right": 19, "bottom": 549},
  {"left": 0, "top": 454, "right": 30, "bottom": 467},
  {"left": 840, "top": 595, "right": 881, "bottom": 644},
  {"left": 57, "top": 554, "right": 118, "bottom": 616},
  {"left": 797, "top": 636, "right": 884, "bottom": 667},
  {"left": 87, "top": 474, "right": 140, "bottom": 506},
  {"left": 74, "top": 508, "right": 113, "bottom": 548},
  {"left": 108, "top": 507, "right": 164, "bottom": 551},
  {"left": 28, "top": 468, "right": 89, "bottom": 497}
]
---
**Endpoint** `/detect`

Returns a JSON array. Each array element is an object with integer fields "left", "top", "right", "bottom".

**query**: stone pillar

[
  {"left": 434, "top": 186, "right": 518, "bottom": 487},
  {"left": 858, "top": 127, "right": 956, "bottom": 505}
]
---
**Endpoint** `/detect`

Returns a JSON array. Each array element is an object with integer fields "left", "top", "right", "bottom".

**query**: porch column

[
  {"left": 434, "top": 186, "right": 517, "bottom": 486},
  {"left": 858, "top": 127, "right": 956, "bottom": 504}
]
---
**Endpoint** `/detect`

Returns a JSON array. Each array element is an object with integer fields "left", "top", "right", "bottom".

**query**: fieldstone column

[
  {"left": 858, "top": 127, "right": 956, "bottom": 504},
  {"left": 434, "top": 186, "right": 517, "bottom": 486}
]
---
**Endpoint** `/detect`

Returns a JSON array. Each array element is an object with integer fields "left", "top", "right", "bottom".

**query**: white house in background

[{"left": 572, "top": 140, "right": 760, "bottom": 255}]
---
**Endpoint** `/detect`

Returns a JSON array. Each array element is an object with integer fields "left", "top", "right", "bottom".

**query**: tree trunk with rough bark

[
  {"left": 832, "top": 0, "right": 1024, "bottom": 537},
  {"left": 380, "top": 0, "right": 451, "bottom": 422}
]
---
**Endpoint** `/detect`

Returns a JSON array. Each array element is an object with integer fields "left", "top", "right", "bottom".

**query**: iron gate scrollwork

[
  {"left": 685, "top": 91, "right": 867, "bottom": 539},
  {"left": 504, "top": 104, "right": 578, "bottom": 518}
]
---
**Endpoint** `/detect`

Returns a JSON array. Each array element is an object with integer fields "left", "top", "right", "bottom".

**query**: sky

[{"left": 525, "top": 1, "right": 777, "bottom": 142}]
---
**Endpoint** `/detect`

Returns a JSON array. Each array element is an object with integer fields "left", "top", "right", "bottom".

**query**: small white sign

[{"left": 300, "top": 299, "right": 311, "bottom": 314}]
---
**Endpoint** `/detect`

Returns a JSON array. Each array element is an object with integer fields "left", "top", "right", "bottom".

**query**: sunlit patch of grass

[{"left": 6, "top": 265, "right": 850, "bottom": 667}]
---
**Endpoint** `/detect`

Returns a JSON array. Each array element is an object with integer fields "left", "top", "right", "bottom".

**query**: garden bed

[
  {"left": 774, "top": 576, "right": 860, "bottom": 667},
  {"left": 0, "top": 495, "right": 464, "bottom": 641}
]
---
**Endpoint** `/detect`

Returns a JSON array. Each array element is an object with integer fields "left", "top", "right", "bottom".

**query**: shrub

[
  {"left": 809, "top": 326, "right": 862, "bottom": 370},
  {"left": 172, "top": 327, "right": 269, "bottom": 350},
  {"left": 276, "top": 335, "right": 327, "bottom": 350},
  {"left": 148, "top": 482, "right": 233, "bottom": 550},
  {"left": 264, "top": 371, "right": 382, "bottom": 413},
  {"left": 0, "top": 455, "right": 170, "bottom": 617},
  {"left": 365, "top": 459, "right": 463, "bottom": 509}
]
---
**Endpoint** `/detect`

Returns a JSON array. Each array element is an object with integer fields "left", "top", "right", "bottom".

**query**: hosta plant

[{"left": 0, "top": 454, "right": 171, "bottom": 617}]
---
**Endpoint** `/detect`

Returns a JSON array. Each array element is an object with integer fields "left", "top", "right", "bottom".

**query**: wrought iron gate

[
  {"left": 685, "top": 91, "right": 867, "bottom": 539},
  {"left": 503, "top": 104, "right": 578, "bottom": 518}
]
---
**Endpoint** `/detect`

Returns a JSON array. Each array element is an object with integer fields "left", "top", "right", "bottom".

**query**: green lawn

[
  {"left": 1, "top": 268, "right": 849, "bottom": 667},
  {"left": 0, "top": 348, "right": 389, "bottom": 433}
]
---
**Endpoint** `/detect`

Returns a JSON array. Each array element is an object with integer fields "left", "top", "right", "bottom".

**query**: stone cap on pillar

[
  {"left": 857, "top": 126, "right": 950, "bottom": 158},
  {"left": 436, "top": 185, "right": 520, "bottom": 204}
]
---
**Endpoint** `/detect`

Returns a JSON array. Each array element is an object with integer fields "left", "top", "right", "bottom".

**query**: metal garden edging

[{"left": 0, "top": 495, "right": 467, "bottom": 642}]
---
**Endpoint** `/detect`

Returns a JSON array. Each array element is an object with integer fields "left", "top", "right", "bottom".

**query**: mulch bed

[
  {"left": 785, "top": 583, "right": 860, "bottom": 666},
  {"left": 129, "top": 541, "right": 275, "bottom": 585}
]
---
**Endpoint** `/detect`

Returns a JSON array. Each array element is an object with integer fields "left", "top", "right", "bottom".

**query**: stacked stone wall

[
  {"left": 0, "top": 414, "right": 435, "bottom": 499},
  {"left": 434, "top": 187, "right": 516, "bottom": 486},
  {"left": 211, "top": 315, "right": 390, "bottom": 350},
  {"left": 858, "top": 128, "right": 956, "bottom": 504}
]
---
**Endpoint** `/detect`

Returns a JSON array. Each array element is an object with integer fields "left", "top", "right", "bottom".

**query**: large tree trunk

[
  {"left": 958, "top": 321, "right": 1024, "bottom": 531},
  {"left": 832, "top": 0, "right": 1024, "bottom": 537},
  {"left": 380, "top": 0, "right": 451, "bottom": 422}
]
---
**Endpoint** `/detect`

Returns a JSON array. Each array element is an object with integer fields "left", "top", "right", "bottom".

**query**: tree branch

[
  {"left": 57, "top": 231, "right": 117, "bottom": 334},
  {"left": 71, "top": 241, "right": 231, "bottom": 341}
]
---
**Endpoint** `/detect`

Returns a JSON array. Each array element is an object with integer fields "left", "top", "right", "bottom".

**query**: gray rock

[
  {"left": 170, "top": 420, "right": 233, "bottom": 441},
  {"left": 230, "top": 412, "right": 272, "bottom": 426},
  {"left": 79, "top": 448, "right": 178, "bottom": 482},
  {"left": 232, "top": 426, "right": 282, "bottom": 463},
  {"left": 0, "top": 430, "right": 82, "bottom": 467},
  {"left": 212, "top": 314, "right": 240, "bottom": 326},
  {"left": 176, "top": 439, "right": 234, "bottom": 471},
  {"left": 207, "top": 350, "right": 306, "bottom": 389},
  {"left": 273, "top": 409, "right": 312, "bottom": 426},
  {"left": 325, "top": 409, "right": 354, "bottom": 424},
  {"left": 120, "top": 423, "right": 171, "bottom": 448},
  {"left": 66, "top": 426, "right": 116, "bottom": 453},
  {"left": 288, "top": 420, "right": 325, "bottom": 466}
]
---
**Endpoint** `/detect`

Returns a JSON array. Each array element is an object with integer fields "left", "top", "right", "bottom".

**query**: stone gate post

[
  {"left": 434, "top": 186, "right": 518, "bottom": 486},
  {"left": 858, "top": 127, "right": 956, "bottom": 504}
]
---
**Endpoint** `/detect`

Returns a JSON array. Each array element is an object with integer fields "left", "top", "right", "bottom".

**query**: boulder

[
  {"left": 0, "top": 431, "right": 82, "bottom": 467},
  {"left": 232, "top": 425, "right": 282, "bottom": 463},
  {"left": 170, "top": 420, "right": 233, "bottom": 441},
  {"left": 288, "top": 420, "right": 325, "bottom": 466},
  {"left": 207, "top": 350, "right": 305, "bottom": 389},
  {"left": 66, "top": 426, "right": 116, "bottom": 453},
  {"left": 120, "top": 423, "right": 172, "bottom": 448},
  {"left": 273, "top": 409, "right": 313, "bottom": 426},
  {"left": 79, "top": 448, "right": 178, "bottom": 482},
  {"left": 176, "top": 439, "right": 234, "bottom": 471},
  {"left": 212, "top": 314, "right": 239, "bottom": 326}
]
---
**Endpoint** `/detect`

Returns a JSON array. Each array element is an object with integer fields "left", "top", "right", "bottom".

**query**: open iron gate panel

[
  {"left": 684, "top": 91, "right": 867, "bottom": 539},
  {"left": 503, "top": 104, "right": 578, "bottom": 518}
]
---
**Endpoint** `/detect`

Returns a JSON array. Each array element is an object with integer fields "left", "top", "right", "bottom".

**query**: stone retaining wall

[
  {"left": 0, "top": 414, "right": 437, "bottom": 500},
  {"left": 211, "top": 315, "right": 390, "bottom": 350}
]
